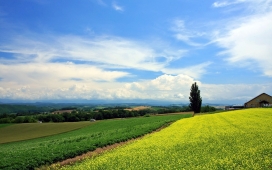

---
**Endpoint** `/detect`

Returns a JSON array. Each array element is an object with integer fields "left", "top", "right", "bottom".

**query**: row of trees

[
  {"left": 0, "top": 106, "right": 192, "bottom": 123},
  {"left": 0, "top": 104, "right": 51, "bottom": 115},
  {"left": 0, "top": 104, "right": 216, "bottom": 123}
]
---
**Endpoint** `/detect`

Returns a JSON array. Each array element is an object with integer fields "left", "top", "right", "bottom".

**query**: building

[
  {"left": 225, "top": 105, "right": 244, "bottom": 110},
  {"left": 244, "top": 93, "right": 272, "bottom": 108}
]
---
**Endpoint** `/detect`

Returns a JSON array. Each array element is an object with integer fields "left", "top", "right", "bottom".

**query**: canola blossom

[{"left": 61, "top": 108, "right": 272, "bottom": 170}]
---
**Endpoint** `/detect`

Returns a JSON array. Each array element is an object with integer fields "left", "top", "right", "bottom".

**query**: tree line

[
  {"left": 0, "top": 106, "right": 193, "bottom": 123},
  {"left": 0, "top": 104, "right": 218, "bottom": 123}
]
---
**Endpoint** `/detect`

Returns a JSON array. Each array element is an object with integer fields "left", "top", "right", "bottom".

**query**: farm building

[
  {"left": 225, "top": 105, "right": 244, "bottom": 110},
  {"left": 244, "top": 93, "right": 272, "bottom": 108}
]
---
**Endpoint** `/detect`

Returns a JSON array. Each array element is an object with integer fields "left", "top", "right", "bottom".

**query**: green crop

[
  {"left": 61, "top": 108, "right": 272, "bottom": 170},
  {"left": 0, "top": 122, "right": 92, "bottom": 144},
  {"left": 0, "top": 114, "right": 190, "bottom": 170}
]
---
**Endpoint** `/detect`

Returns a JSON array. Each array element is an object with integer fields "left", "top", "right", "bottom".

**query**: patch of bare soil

[
  {"left": 124, "top": 106, "right": 151, "bottom": 111},
  {"left": 51, "top": 110, "right": 74, "bottom": 114}
]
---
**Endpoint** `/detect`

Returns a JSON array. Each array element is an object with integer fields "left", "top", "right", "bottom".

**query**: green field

[
  {"left": 61, "top": 108, "right": 272, "bottom": 170},
  {"left": 0, "top": 122, "right": 92, "bottom": 144},
  {"left": 0, "top": 114, "right": 191, "bottom": 170},
  {"left": 0, "top": 124, "right": 13, "bottom": 129}
]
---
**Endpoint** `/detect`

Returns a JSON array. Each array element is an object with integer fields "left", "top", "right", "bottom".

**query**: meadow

[
  {"left": 0, "top": 114, "right": 191, "bottom": 170},
  {"left": 0, "top": 124, "right": 13, "bottom": 129},
  {"left": 60, "top": 108, "right": 272, "bottom": 170}
]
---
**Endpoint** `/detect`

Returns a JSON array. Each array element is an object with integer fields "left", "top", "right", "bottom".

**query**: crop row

[
  {"left": 0, "top": 114, "right": 191, "bottom": 170},
  {"left": 61, "top": 108, "right": 272, "bottom": 170}
]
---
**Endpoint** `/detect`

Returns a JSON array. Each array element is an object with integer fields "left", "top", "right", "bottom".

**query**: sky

[{"left": 0, "top": 0, "right": 272, "bottom": 104}]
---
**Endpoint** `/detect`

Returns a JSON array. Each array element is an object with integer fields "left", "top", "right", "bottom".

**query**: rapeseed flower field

[{"left": 61, "top": 108, "right": 272, "bottom": 169}]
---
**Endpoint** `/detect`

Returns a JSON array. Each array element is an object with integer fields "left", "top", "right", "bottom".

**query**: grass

[
  {"left": 0, "top": 123, "right": 13, "bottom": 129},
  {"left": 0, "top": 122, "right": 93, "bottom": 144},
  {"left": 0, "top": 114, "right": 191, "bottom": 170},
  {"left": 61, "top": 108, "right": 272, "bottom": 170}
]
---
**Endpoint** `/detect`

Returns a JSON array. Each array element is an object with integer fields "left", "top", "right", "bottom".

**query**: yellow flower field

[{"left": 61, "top": 108, "right": 272, "bottom": 169}]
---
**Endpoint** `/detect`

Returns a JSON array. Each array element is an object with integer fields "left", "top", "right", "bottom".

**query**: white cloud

[
  {"left": 127, "top": 74, "right": 196, "bottom": 92},
  {"left": 112, "top": 1, "right": 124, "bottom": 11},
  {"left": 1, "top": 72, "right": 271, "bottom": 104},
  {"left": 0, "top": 33, "right": 212, "bottom": 101},
  {"left": 0, "top": 62, "right": 129, "bottom": 88},
  {"left": 212, "top": 0, "right": 246, "bottom": 8},
  {"left": 0, "top": 35, "right": 190, "bottom": 74},
  {"left": 212, "top": 0, "right": 272, "bottom": 12},
  {"left": 171, "top": 19, "right": 206, "bottom": 46},
  {"left": 213, "top": 1, "right": 231, "bottom": 8},
  {"left": 162, "top": 62, "right": 212, "bottom": 79},
  {"left": 215, "top": 10, "right": 272, "bottom": 76},
  {"left": 123, "top": 74, "right": 272, "bottom": 103},
  {"left": 201, "top": 83, "right": 272, "bottom": 103},
  {"left": 0, "top": 74, "right": 197, "bottom": 101}
]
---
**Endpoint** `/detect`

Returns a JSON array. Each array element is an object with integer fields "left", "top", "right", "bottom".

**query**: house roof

[{"left": 244, "top": 93, "right": 272, "bottom": 105}]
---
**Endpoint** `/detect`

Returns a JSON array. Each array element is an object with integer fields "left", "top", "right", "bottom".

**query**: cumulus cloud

[
  {"left": 0, "top": 74, "right": 196, "bottom": 101},
  {"left": 162, "top": 62, "right": 212, "bottom": 79},
  {"left": 201, "top": 83, "right": 272, "bottom": 103},
  {"left": 1, "top": 72, "right": 271, "bottom": 103}
]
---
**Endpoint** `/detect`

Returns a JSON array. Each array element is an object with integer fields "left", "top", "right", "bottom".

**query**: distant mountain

[{"left": 0, "top": 98, "right": 233, "bottom": 107}]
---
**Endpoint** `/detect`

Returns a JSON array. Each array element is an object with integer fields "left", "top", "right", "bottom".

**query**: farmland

[
  {"left": 0, "top": 122, "right": 92, "bottom": 144},
  {"left": 0, "top": 114, "right": 191, "bottom": 170},
  {"left": 60, "top": 108, "right": 272, "bottom": 170}
]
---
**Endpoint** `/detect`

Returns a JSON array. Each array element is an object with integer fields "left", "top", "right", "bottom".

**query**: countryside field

[
  {"left": 0, "top": 122, "right": 92, "bottom": 144},
  {"left": 60, "top": 108, "right": 272, "bottom": 170},
  {"left": 0, "top": 114, "right": 191, "bottom": 170}
]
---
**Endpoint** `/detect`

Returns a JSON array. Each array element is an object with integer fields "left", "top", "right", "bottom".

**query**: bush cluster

[{"left": 201, "top": 105, "right": 217, "bottom": 113}]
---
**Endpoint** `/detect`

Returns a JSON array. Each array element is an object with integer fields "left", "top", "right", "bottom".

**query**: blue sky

[{"left": 0, "top": 0, "right": 272, "bottom": 104}]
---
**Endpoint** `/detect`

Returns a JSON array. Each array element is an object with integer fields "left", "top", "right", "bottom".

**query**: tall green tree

[{"left": 189, "top": 82, "right": 202, "bottom": 115}]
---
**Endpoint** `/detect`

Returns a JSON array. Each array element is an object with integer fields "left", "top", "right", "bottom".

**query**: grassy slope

[
  {"left": 62, "top": 108, "right": 272, "bottom": 170},
  {"left": 0, "top": 122, "right": 92, "bottom": 144},
  {"left": 0, "top": 114, "right": 191, "bottom": 170}
]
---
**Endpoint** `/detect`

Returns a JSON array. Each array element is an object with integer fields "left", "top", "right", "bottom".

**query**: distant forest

[{"left": 0, "top": 104, "right": 217, "bottom": 123}]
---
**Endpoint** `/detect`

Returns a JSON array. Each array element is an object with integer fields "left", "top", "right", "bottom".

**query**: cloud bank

[{"left": 1, "top": 73, "right": 271, "bottom": 103}]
